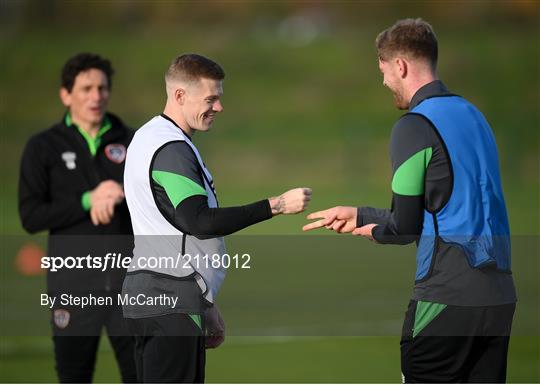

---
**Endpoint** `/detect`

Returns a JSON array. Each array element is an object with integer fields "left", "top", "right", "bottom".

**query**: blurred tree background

[{"left": 0, "top": 0, "right": 538, "bottom": 382}]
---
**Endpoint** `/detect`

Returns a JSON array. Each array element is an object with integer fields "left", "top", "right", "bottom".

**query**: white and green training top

[{"left": 123, "top": 114, "right": 226, "bottom": 303}]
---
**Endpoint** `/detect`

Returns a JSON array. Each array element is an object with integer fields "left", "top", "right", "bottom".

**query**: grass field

[
  {"left": 1, "top": 336, "right": 539, "bottom": 383},
  {"left": 1, "top": 235, "right": 538, "bottom": 382},
  {"left": 1, "top": 2, "right": 539, "bottom": 383}
]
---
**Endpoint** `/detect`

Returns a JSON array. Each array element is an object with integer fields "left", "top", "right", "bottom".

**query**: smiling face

[
  {"left": 182, "top": 77, "right": 224, "bottom": 133},
  {"left": 60, "top": 68, "right": 110, "bottom": 130},
  {"left": 378, "top": 58, "right": 409, "bottom": 110}
]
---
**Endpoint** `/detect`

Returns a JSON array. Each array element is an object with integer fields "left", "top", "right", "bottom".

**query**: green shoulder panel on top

[
  {"left": 413, "top": 300, "right": 447, "bottom": 338},
  {"left": 152, "top": 170, "right": 207, "bottom": 208},
  {"left": 391, "top": 147, "right": 432, "bottom": 196}
]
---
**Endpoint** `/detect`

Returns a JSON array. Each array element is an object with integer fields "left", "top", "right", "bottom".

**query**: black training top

[
  {"left": 357, "top": 81, "right": 453, "bottom": 243},
  {"left": 150, "top": 138, "right": 272, "bottom": 239},
  {"left": 123, "top": 118, "right": 273, "bottom": 317},
  {"left": 18, "top": 113, "right": 134, "bottom": 293},
  {"left": 357, "top": 81, "right": 516, "bottom": 306},
  {"left": 19, "top": 112, "right": 133, "bottom": 235}
]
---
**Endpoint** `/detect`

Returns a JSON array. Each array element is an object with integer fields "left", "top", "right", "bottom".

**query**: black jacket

[{"left": 18, "top": 113, "right": 134, "bottom": 293}]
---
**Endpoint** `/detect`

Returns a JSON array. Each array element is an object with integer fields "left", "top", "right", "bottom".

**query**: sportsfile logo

[
  {"left": 41, "top": 253, "right": 251, "bottom": 272},
  {"left": 41, "top": 253, "right": 129, "bottom": 272}
]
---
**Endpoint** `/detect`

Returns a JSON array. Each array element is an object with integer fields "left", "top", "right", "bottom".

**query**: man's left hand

[
  {"left": 352, "top": 223, "right": 378, "bottom": 242},
  {"left": 205, "top": 304, "right": 225, "bottom": 349}
]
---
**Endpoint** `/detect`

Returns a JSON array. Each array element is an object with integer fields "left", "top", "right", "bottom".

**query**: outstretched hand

[
  {"left": 269, "top": 188, "right": 312, "bottom": 216},
  {"left": 302, "top": 206, "right": 357, "bottom": 233}
]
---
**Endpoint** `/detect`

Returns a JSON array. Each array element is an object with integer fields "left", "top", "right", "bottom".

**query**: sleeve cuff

[
  {"left": 258, "top": 199, "right": 273, "bottom": 221},
  {"left": 356, "top": 207, "right": 365, "bottom": 228},
  {"left": 81, "top": 191, "right": 91, "bottom": 211},
  {"left": 371, "top": 225, "right": 385, "bottom": 243}
]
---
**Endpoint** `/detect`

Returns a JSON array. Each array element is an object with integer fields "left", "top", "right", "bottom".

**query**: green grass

[
  {"left": 1, "top": 336, "right": 538, "bottom": 383},
  {"left": 1, "top": 235, "right": 538, "bottom": 382}
]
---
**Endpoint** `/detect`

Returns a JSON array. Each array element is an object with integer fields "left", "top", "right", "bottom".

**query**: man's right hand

[
  {"left": 302, "top": 206, "right": 357, "bottom": 233},
  {"left": 269, "top": 187, "right": 312, "bottom": 216},
  {"left": 89, "top": 180, "right": 124, "bottom": 226}
]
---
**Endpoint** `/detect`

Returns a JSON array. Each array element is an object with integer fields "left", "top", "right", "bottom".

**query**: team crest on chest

[
  {"left": 61, "top": 152, "right": 77, "bottom": 170},
  {"left": 104, "top": 144, "right": 126, "bottom": 164}
]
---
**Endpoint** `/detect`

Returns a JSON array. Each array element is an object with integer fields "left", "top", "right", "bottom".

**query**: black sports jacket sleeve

[{"left": 18, "top": 136, "right": 87, "bottom": 233}]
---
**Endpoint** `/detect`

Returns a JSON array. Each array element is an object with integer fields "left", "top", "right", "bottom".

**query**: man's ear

[
  {"left": 174, "top": 88, "right": 186, "bottom": 105},
  {"left": 396, "top": 57, "right": 408, "bottom": 79},
  {"left": 59, "top": 88, "right": 71, "bottom": 107}
]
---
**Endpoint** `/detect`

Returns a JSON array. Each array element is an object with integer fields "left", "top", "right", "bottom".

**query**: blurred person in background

[
  {"left": 18, "top": 53, "right": 136, "bottom": 383},
  {"left": 304, "top": 18, "right": 516, "bottom": 383}
]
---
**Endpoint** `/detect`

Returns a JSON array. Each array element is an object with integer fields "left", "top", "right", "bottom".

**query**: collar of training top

[
  {"left": 409, "top": 80, "right": 454, "bottom": 110},
  {"left": 57, "top": 112, "right": 129, "bottom": 145},
  {"left": 160, "top": 113, "right": 192, "bottom": 139}
]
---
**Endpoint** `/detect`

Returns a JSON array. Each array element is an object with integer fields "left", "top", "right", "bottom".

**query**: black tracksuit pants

[
  {"left": 126, "top": 313, "right": 206, "bottom": 383},
  {"left": 52, "top": 302, "right": 137, "bottom": 383}
]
